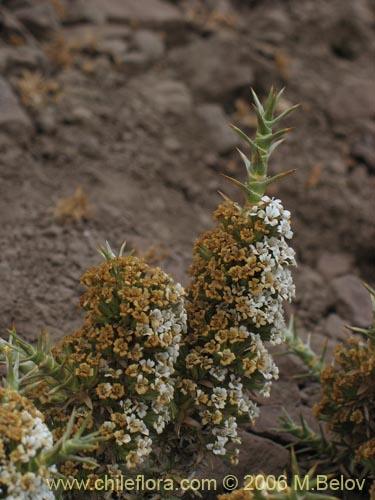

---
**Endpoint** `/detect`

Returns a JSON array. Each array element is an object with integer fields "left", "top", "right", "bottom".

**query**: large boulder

[
  {"left": 196, "top": 104, "right": 239, "bottom": 155},
  {"left": 169, "top": 34, "right": 253, "bottom": 100},
  {"left": 332, "top": 274, "right": 373, "bottom": 327}
]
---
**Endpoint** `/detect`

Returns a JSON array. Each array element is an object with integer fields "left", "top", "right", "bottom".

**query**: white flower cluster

[
  {"left": 185, "top": 195, "right": 296, "bottom": 460},
  {"left": 207, "top": 416, "right": 240, "bottom": 456},
  {"left": 0, "top": 468, "right": 55, "bottom": 500},
  {"left": 226, "top": 196, "right": 296, "bottom": 401},
  {"left": 249, "top": 333, "right": 279, "bottom": 397},
  {"left": 16, "top": 411, "right": 53, "bottom": 461},
  {"left": 249, "top": 196, "right": 293, "bottom": 239},
  {"left": 202, "top": 375, "right": 260, "bottom": 459},
  {"left": 0, "top": 401, "right": 55, "bottom": 500},
  {"left": 101, "top": 285, "right": 187, "bottom": 469},
  {"left": 248, "top": 196, "right": 296, "bottom": 345}
]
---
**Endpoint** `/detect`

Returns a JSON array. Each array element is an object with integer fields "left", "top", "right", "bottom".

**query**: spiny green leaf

[
  {"left": 236, "top": 148, "right": 251, "bottom": 174},
  {"left": 266, "top": 169, "right": 296, "bottom": 185},
  {"left": 271, "top": 104, "right": 300, "bottom": 125},
  {"left": 251, "top": 87, "right": 265, "bottom": 114}
]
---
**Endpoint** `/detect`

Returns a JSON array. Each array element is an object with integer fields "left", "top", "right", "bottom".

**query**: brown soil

[{"left": 0, "top": 0, "right": 374, "bottom": 498}]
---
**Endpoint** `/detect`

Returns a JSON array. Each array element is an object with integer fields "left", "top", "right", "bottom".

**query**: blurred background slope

[{"left": 0, "top": 0, "right": 373, "bottom": 353}]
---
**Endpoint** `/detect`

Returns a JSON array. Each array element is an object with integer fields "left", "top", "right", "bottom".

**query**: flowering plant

[
  {"left": 314, "top": 286, "right": 375, "bottom": 478},
  {"left": 11, "top": 245, "right": 186, "bottom": 488},
  {"left": 0, "top": 383, "right": 56, "bottom": 500},
  {"left": 168, "top": 88, "right": 297, "bottom": 466},
  {"left": 1, "top": 88, "right": 300, "bottom": 497},
  {"left": 0, "top": 351, "right": 101, "bottom": 499},
  {"left": 282, "top": 285, "right": 375, "bottom": 496}
]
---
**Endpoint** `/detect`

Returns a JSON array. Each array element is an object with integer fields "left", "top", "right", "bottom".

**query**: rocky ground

[{"left": 0, "top": 0, "right": 374, "bottom": 498}]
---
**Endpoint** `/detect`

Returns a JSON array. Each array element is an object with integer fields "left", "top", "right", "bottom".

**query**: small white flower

[{"left": 207, "top": 436, "right": 229, "bottom": 455}]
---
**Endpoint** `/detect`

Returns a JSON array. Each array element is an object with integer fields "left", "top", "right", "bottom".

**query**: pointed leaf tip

[
  {"left": 217, "top": 191, "right": 233, "bottom": 203},
  {"left": 266, "top": 168, "right": 296, "bottom": 185},
  {"left": 276, "top": 86, "right": 286, "bottom": 102},
  {"left": 236, "top": 148, "right": 251, "bottom": 174},
  {"left": 229, "top": 123, "right": 254, "bottom": 147},
  {"left": 250, "top": 87, "right": 264, "bottom": 113},
  {"left": 272, "top": 103, "right": 300, "bottom": 124},
  {"left": 221, "top": 174, "right": 253, "bottom": 199}
]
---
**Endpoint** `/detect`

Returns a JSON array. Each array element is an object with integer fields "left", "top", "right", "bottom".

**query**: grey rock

[
  {"left": 120, "top": 51, "right": 148, "bottom": 69},
  {"left": 252, "top": 404, "right": 318, "bottom": 441},
  {"left": 196, "top": 430, "right": 289, "bottom": 498},
  {"left": 348, "top": 165, "right": 371, "bottom": 195},
  {"left": 89, "top": 56, "right": 113, "bottom": 78},
  {"left": 299, "top": 383, "right": 321, "bottom": 406},
  {"left": 97, "top": 39, "right": 128, "bottom": 61},
  {"left": 234, "top": 430, "right": 290, "bottom": 475},
  {"left": 328, "top": 77, "right": 375, "bottom": 133},
  {"left": 163, "top": 136, "right": 181, "bottom": 152},
  {"left": 48, "top": 252, "right": 66, "bottom": 267},
  {"left": 15, "top": 3, "right": 60, "bottom": 40},
  {"left": 307, "top": 329, "right": 337, "bottom": 364},
  {"left": 62, "top": 0, "right": 107, "bottom": 24},
  {"left": 169, "top": 35, "right": 253, "bottom": 100},
  {"left": 0, "top": 46, "right": 47, "bottom": 75},
  {"left": 324, "top": 313, "right": 348, "bottom": 342},
  {"left": 343, "top": 0, "right": 374, "bottom": 27},
  {"left": 56, "top": 68, "right": 87, "bottom": 87},
  {"left": 293, "top": 265, "right": 335, "bottom": 324},
  {"left": 133, "top": 30, "right": 165, "bottom": 62},
  {"left": 103, "top": 0, "right": 183, "bottom": 28},
  {"left": 135, "top": 77, "right": 192, "bottom": 115},
  {"left": 79, "top": 135, "right": 101, "bottom": 158},
  {"left": 35, "top": 107, "right": 57, "bottom": 134},
  {"left": 0, "top": 76, "right": 33, "bottom": 135},
  {"left": 330, "top": 17, "right": 369, "bottom": 60},
  {"left": 58, "top": 99, "right": 95, "bottom": 127},
  {"left": 254, "top": 7, "right": 291, "bottom": 44},
  {"left": 60, "top": 25, "right": 131, "bottom": 54},
  {"left": 350, "top": 122, "right": 375, "bottom": 173},
  {"left": 271, "top": 350, "right": 309, "bottom": 380},
  {"left": 70, "top": 106, "right": 94, "bottom": 125},
  {"left": 252, "top": 405, "right": 287, "bottom": 437},
  {"left": 332, "top": 274, "right": 372, "bottom": 327},
  {"left": 328, "top": 1, "right": 373, "bottom": 60},
  {"left": 0, "top": 6, "right": 36, "bottom": 46},
  {"left": 254, "top": 380, "right": 301, "bottom": 407},
  {"left": 196, "top": 104, "right": 239, "bottom": 155},
  {"left": 316, "top": 252, "right": 354, "bottom": 280},
  {"left": 97, "top": 24, "right": 132, "bottom": 40}
]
